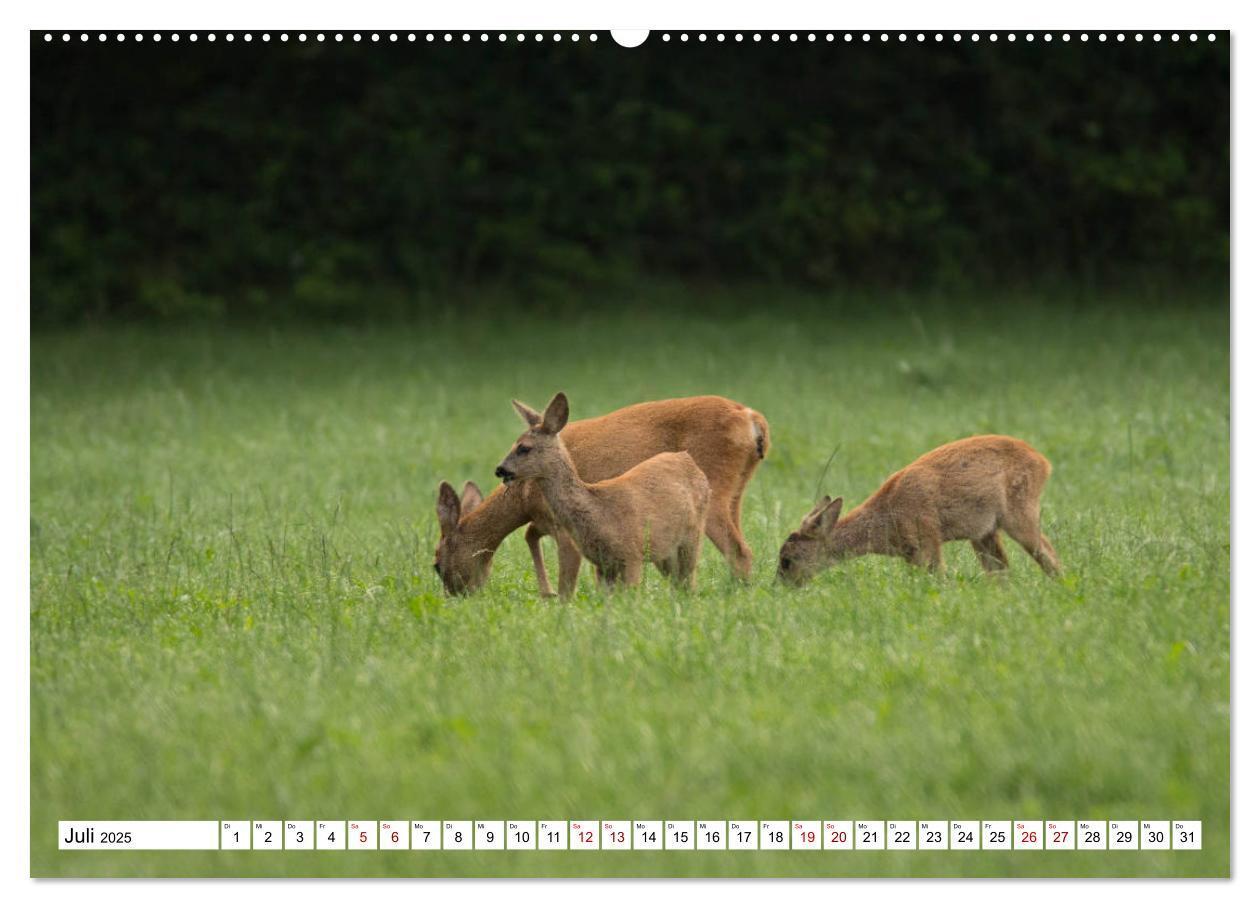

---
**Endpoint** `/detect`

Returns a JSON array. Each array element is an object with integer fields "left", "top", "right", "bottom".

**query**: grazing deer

[
  {"left": 491, "top": 393, "right": 711, "bottom": 590},
  {"left": 435, "top": 395, "right": 769, "bottom": 597},
  {"left": 777, "top": 435, "right": 1061, "bottom": 584}
]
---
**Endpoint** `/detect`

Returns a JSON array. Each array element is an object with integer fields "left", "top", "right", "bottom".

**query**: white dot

[
  {"left": 152, "top": 34, "right": 160, "bottom": 42},
  {"left": 808, "top": 34, "right": 815, "bottom": 42},
  {"left": 569, "top": 33, "right": 577, "bottom": 41},
  {"left": 444, "top": 34, "right": 451, "bottom": 42},
  {"left": 771, "top": 33, "right": 779, "bottom": 42},
  {"left": 552, "top": 33, "right": 560, "bottom": 41},
  {"left": 1118, "top": 34, "right": 1126, "bottom": 42},
  {"left": 1173, "top": 34, "right": 1180, "bottom": 42},
  {"left": 534, "top": 33, "right": 542, "bottom": 42},
  {"left": 682, "top": 34, "right": 690, "bottom": 42},
  {"left": 463, "top": 34, "right": 471, "bottom": 42},
  {"left": 1136, "top": 34, "right": 1144, "bottom": 42},
  {"left": 916, "top": 33, "right": 924, "bottom": 42},
  {"left": 224, "top": 34, "right": 232, "bottom": 42},
  {"left": 719, "top": 34, "right": 727, "bottom": 42},
  {"left": 1191, "top": 34, "right": 1198, "bottom": 42},
  {"left": 953, "top": 33, "right": 961, "bottom": 42},
  {"left": 990, "top": 33, "right": 997, "bottom": 42},
  {"left": 79, "top": 33, "right": 86, "bottom": 42},
  {"left": 1063, "top": 33, "right": 1071, "bottom": 42},
  {"left": 354, "top": 34, "right": 362, "bottom": 42},
  {"left": 1081, "top": 34, "right": 1089, "bottom": 42},
  {"left": 971, "top": 33, "right": 979, "bottom": 42},
  {"left": 735, "top": 33, "right": 743, "bottom": 42},
  {"left": 790, "top": 34, "right": 798, "bottom": 42},
  {"left": 190, "top": 33, "right": 198, "bottom": 42},
  {"left": 208, "top": 34, "right": 217, "bottom": 42},
  {"left": 334, "top": 34, "right": 342, "bottom": 42},
  {"left": 43, "top": 33, "right": 50, "bottom": 41},
  {"left": 1026, "top": 34, "right": 1034, "bottom": 42},
  {"left": 591, "top": 34, "right": 598, "bottom": 42},
  {"left": 97, "top": 33, "right": 105, "bottom": 41},
  {"left": 1154, "top": 34, "right": 1162, "bottom": 42},
  {"left": 370, "top": 34, "right": 379, "bottom": 42},
  {"left": 1008, "top": 34, "right": 1015, "bottom": 42},
  {"left": 172, "top": 33, "right": 180, "bottom": 42},
  {"left": 664, "top": 34, "right": 671, "bottom": 42},
  {"left": 880, "top": 33, "right": 888, "bottom": 42},
  {"left": 1209, "top": 33, "right": 1216, "bottom": 41},
  {"left": 61, "top": 33, "right": 69, "bottom": 41},
  {"left": 1100, "top": 34, "right": 1108, "bottom": 42},
  {"left": 752, "top": 34, "right": 759, "bottom": 42},
  {"left": 898, "top": 34, "right": 907, "bottom": 42},
  {"left": 1044, "top": 33, "right": 1052, "bottom": 42}
]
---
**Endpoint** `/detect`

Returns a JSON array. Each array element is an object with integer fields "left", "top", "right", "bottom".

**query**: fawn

[
  {"left": 777, "top": 434, "right": 1061, "bottom": 584},
  {"left": 436, "top": 395, "right": 769, "bottom": 596},
  {"left": 492, "top": 393, "right": 712, "bottom": 590}
]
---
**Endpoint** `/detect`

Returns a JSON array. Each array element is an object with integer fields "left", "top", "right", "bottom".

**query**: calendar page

[{"left": 28, "top": 19, "right": 1229, "bottom": 880}]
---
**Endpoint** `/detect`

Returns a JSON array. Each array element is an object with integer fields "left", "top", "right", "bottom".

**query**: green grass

[{"left": 30, "top": 288, "right": 1229, "bottom": 877}]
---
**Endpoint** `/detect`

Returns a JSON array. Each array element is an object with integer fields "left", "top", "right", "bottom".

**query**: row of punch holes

[{"left": 44, "top": 32, "right": 1219, "bottom": 45}]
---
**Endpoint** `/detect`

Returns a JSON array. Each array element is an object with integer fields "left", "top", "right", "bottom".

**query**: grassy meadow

[{"left": 30, "top": 288, "right": 1229, "bottom": 877}]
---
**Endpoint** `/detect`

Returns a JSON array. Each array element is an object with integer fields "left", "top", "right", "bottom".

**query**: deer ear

[
  {"left": 819, "top": 496, "right": 845, "bottom": 533},
  {"left": 460, "top": 480, "right": 484, "bottom": 513},
  {"left": 801, "top": 495, "right": 835, "bottom": 535},
  {"left": 541, "top": 392, "right": 569, "bottom": 434},
  {"left": 512, "top": 399, "right": 542, "bottom": 427},
  {"left": 436, "top": 481, "right": 461, "bottom": 535}
]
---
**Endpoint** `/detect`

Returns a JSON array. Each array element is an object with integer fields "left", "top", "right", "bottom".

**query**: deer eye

[
  {"left": 433, "top": 563, "right": 441, "bottom": 575},
  {"left": 515, "top": 444, "right": 531, "bottom": 455},
  {"left": 779, "top": 556, "right": 792, "bottom": 571}
]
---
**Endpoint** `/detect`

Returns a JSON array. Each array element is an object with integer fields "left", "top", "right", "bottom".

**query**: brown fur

[
  {"left": 435, "top": 395, "right": 768, "bottom": 597},
  {"left": 494, "top": 393, "right": 711, "bottom": 590},
  {"left": 777, "top": 435, "right": 1061, "bottom": 584}
]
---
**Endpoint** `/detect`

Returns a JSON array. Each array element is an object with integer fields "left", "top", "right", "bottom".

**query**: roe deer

[
  {"left": 435, "top": 395, "right": 769, "bottom": 597},
  {"left": 492, "top": 393, "right": 711, "bottom": 590},
  {"left": 776, "top": 434, "right": 1061, "bottom": 584}
]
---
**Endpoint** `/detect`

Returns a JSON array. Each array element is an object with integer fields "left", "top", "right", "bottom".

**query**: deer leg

[
  {"left": 674, "top": 534, "right": 702, "bottom": 591},
  {"left": 971, "top": 532, "right": 1009, "bottom": 573},
  {"left": 622, "top": 557, "right": 644, "bottom": 588},
  {"left": 524, "top": 523, "right": 555, "bottom": 598},
  {"left": 906, "top": 521, "right": 944, "bottom": 573},
  {"left": 1002, "top": 512, "right": 1062, "bottom": 577},
  {"left": 554, "top": 531, "right": 584, "bottom": 598},
  {"left": 704, "top": 509, "right": 753, "bottom": 581}
]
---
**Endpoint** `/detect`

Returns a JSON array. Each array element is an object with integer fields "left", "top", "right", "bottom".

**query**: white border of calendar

[{"left": 4, "top": 0, "right": 1251, "bottom": 905}]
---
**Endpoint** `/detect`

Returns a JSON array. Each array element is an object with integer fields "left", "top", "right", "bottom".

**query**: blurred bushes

[{"left": 31, "top": 34, "right": 1228, "bottom": 324}]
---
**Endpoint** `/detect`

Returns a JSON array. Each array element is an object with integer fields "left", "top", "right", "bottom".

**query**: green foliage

[
  {"left": 31, "top": 290, "right": 1228, "bottom": 876},
  {"left": 31, "top": 38, "right": 1228, "bottom": 324}
]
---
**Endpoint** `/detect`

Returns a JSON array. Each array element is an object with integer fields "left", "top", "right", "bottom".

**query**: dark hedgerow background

[{"left": 31, "top": 33, "right": 1228, "bottom": 324}]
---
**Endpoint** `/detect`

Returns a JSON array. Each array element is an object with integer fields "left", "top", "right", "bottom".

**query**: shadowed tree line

[{"left": 31, "top": 34, "right": 1228, "bottom": 323}]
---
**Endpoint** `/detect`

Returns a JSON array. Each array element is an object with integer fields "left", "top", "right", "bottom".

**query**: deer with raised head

[
  {"left": 777, "top": 434, "right": 1061, "bottom": 584},
  {"left": 435, "top": 395, "right": 769, "bottom": 596},
  {"left": 491, "top": 393, "right": 711, "bottom": 590}
]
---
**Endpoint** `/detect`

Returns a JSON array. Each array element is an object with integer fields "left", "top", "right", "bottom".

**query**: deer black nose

[{"left": 495, "top": 465, "right": 513, "bottom": 480}]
